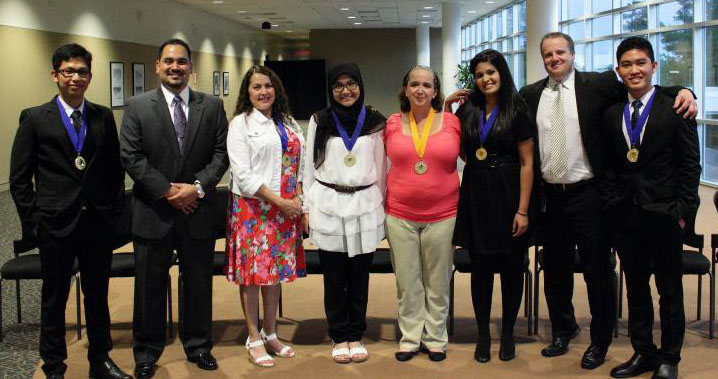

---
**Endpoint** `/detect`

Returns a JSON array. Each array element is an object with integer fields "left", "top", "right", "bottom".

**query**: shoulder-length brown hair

[
  {"left": 398, "top": 65, "right": 444, "bottom": 113},
  {"left": 234, "top": 65, "right": 292, "bottom": 124}
]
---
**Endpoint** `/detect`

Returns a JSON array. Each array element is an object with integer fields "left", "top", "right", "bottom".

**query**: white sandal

[
  {"left": 260, "top": 329, "right": 295, "bottom": 358},
  {"left": 245, "top": 337, "right": 274, "bottom": 368},
  {"left": 349, "top": 341, "right": 369, "bottom": 363},
  {"left": 332, "top": 343, "right": 351, "bottom": 364}
]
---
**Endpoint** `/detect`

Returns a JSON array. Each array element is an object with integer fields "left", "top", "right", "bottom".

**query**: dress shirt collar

[
  {"left": 547, "top": 69, "right": 575, "bottom": 91},
  {"left": 249, "top": 107, "right": 274, "bottom": 124},
  {"left": 160, "top": 84, "right": 190, "bottom": 106},
  {"left": 628, "top": 85, "right": 655, "bottom": 107},
  {"left": 56, "top": 95, "right": 85, "bottom": 117}
]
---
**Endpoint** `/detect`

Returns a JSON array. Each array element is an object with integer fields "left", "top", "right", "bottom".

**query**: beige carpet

[{"left": 34, "top": 186, "right": 718, "bottom": 378}]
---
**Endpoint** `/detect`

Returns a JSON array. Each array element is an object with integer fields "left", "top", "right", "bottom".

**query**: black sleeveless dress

[{"left": 452, "top": 101, "right": 534, "bottom": 256}]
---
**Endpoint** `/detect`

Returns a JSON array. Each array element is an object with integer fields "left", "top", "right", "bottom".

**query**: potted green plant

[{"left": 455, "top": 62, "right": 474, "bottom": 89}]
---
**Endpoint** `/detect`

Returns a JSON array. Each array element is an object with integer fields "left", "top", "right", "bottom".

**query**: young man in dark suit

[
  {"left": 602, "top": 37, "right": 700, "bottom": 379},
  {"left": 119, "top": 38, "right": 228, "bottom": 379},
  {"left": 9, "top": 44, "right": 130, "bottom": 379},
  {"left": 518, "top": 32, "right": 696, "bottom": 369}
]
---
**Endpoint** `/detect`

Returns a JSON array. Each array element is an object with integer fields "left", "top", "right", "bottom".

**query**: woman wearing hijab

[
  {"left": 446, "top": 49, "right": 534, "bottom": 362},
  {"left": 384, "top": 66, "right": 461, "bottom": 362},
  {"left": 226, "top": 65, "right": 306, "bottom": 368},
  {"left": 302, "top": 63, "right": 387, "bottom": 364}
]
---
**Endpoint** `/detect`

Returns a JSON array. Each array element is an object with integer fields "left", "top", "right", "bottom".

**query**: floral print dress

[{"left": 225, "top": 127, "right": 306, "bottom": 285}]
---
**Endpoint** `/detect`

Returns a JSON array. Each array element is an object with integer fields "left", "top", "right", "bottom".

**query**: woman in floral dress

[{"left": 226, "top": 65, "right": 306, "bottom": 368}]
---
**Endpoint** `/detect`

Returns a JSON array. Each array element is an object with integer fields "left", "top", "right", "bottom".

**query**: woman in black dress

[{"left": 446, "top": 49, "right": 534, "bottom": 363}]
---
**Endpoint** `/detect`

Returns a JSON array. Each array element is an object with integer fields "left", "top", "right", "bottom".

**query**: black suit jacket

[
  {"left": 601, "top": 89, "right": 700, "bottom": 232},
  {"left": 119, "top": 87, "right": 228, "bottom": 240},
  {"left": 9, "top": 97, "right": 124, "bottom": 244}
]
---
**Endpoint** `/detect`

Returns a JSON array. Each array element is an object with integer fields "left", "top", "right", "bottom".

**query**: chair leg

[
  {"left": 16, "top": 279, "right": 21, "bottom": 323},
  {"left": 448, "top": 272, "right": 455, "bottom": 336},
  {"left": 618, "top": 264, "right": 624, "bottom": 319},
  {"left": 524, "top": 271, "right": 529, "bottom": 318},
  {"left": 167, "top": 278, "right": 174, "bottom": 338},
  {"left": 698, "top": 275, "right": 702, "bottom": 321},
  {"left": 533, "top": 269, "right": 540, "bottom": 335},
  {"left": 710, "top": 271, "right": 715, "bottom": 339},
  {"left": 75, "top": 274, "right": 82, "bottom": 340},
  {"left": 527, "top": 270, "right": 533, "bottom": 336},
  {"left": 278, "top": 284, "right": 283, "bottom": 318}
]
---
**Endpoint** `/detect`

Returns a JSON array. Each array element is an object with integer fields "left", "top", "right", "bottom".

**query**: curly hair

[
  {"left": 234, "top": 65, "right": 292, "bottom": 125},
  {"left": 398, "top": 65, "right": 444, "bottom": 113}
]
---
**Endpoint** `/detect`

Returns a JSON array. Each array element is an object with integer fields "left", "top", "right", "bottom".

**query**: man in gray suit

[{"left": 119, "top": 38, "right": 228, "bottom": 379}]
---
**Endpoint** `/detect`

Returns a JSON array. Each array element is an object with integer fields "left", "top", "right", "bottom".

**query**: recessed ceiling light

[
  {"left": 347, "top": 16, "right": 356, "bottom": 19},
  {"left": 340, "top": 7, "right": 350, "bottom": 11},
  {"left": 422, "top": 15, "right": 431, "bottom": 18},
  {"left": 272, "top": 24, "right": 279, "bottom": 27},
  {"left": 421, "top": 21, "right": 430, "bottom": 24},
  {"left": 468, "top": 10, "right": 477, "bottom": 13},
  {"left": 212, "top": 0, "right": 224, "bottom": 4},
  {"left": 236, "top": 10, "right": 246, "bottom": 13},
  {"left": 424, "top": 6, "right": 434, "bottom": 10},
  {"left": 486, "top": 1, "right": 496, "bottom": 3},
  {"left": 354, "top": 22, "right": 362, "bottom": 25},
  {"left": 286, "top": 30, "right": 293, "bottom": 33}
]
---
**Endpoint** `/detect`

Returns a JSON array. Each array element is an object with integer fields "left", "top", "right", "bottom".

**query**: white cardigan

[{"left": 227, "top": 108, "right": 305, "bottom": 198}]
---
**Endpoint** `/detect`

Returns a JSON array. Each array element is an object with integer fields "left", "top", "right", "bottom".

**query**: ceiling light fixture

[
  {"left": 424, "top": 6, "right": 434, "bottom": 10},
  {"left": 212, "top": 0, "right": 224, "bottom": 4},
  {"left": 340, "top": 7, "right": 350, "bottom": 11},
  {"left": 236, "top": 10, "right": 246, "bottom": 13},
  {"left": 272, "top": 24, "right": 279, "bottom": 27},
  {"left": 421, "top": 21, "right": 430, "bottom": 24},
  {"left": 422, "top": 15, "right": 430, "bottom": 18},
  {"left": 347, "top": 16, "right": 356, "bottom": 19},
  {"left": 354, "top": 22, "right": 362, "bottom": 25},
  {"left": 468, "top": 10, "right": 477, "bottom": 13},
  {"left": 486, "top": 1, "right": 496, "bottom": 3}
]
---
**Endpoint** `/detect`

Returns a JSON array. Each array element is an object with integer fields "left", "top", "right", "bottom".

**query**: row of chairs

[{"left": 2, "top": 188, "right": 716, "bottom": 341}]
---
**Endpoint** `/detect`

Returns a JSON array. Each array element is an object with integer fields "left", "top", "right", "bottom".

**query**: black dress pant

[
  {"left": 132, "top": 216, "right": 214, "bottom": 364},
  {"left": 613, "top": 206, "right": 684, "bottom": 364},
  {"left": 318, "top": 250, "right": 373, "bottom": 343},
  {"left": 38, "top": 210, "right": 113, "bottom": 376},
  {"left": 542, "top": 182, "right": 615, "bottom": 348},
  {"left": 470, "top": 249, "right": 525, "bottom": 338}
]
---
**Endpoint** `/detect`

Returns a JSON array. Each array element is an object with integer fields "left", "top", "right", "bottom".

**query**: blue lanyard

[
  {"left": 479, "top": 105, "right": 499, "bottom": 144},
  {"left": 623, "top": 90, "right": 656, "bottom": 148},
  {"left": 274, "top": 118, "right": 288, "bottom": 152},
  {"left": 56, "top": 97, "right": 87, "bottom": 154},
  {"left": 332, "top": 106, "right": 367, "bottom": 152}
]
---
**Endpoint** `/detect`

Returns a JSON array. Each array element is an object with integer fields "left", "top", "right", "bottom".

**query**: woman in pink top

[{"left": 384, "top": 66, "right": 461, "bottom": 362}]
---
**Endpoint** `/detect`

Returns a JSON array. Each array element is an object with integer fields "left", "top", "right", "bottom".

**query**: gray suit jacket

[{"left": 119, "top": 87, "right": 228, "bottom": 240}]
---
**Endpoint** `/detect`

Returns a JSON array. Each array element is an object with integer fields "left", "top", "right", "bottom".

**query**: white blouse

[
  {"left": 227, "top": 108, "right": 305, "bottom": 198},
  {"left": 302, "top": 114, "right": 386, "bottom": 257}
]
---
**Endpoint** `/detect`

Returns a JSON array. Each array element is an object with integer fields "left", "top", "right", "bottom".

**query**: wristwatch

[{"left": 194, "top": 180, "right": 205, "bottom": 199}]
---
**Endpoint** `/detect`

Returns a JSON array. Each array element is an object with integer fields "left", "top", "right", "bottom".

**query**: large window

[
  {"left": 461, "top": 1, "right": 527, "bottom": 87},
  {"left": 560, "top": 0, "right": 718, "bottom": 184}
]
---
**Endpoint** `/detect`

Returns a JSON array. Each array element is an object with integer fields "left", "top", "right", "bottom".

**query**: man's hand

[
  {"left": 674, "top": 89, "right": 697, "bottom": 119},
  {"left": 166, "top": 183, "right": 200, "bottom": 214}
]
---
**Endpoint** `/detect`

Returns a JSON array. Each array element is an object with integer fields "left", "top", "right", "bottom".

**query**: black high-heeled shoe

[
  {"left": 499, "top": 334, "right": 515, "bottom": 361},
  {"left": 474, "top": 333, "right": 491, "bottom": 363}
]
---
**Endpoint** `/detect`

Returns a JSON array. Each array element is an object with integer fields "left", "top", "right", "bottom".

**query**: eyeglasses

[
  {"left": 331, "top": 81, "right": 358, "bottom": 93},
  {"left": 57, "top": 69, "right": 91, "bottom": 78}
]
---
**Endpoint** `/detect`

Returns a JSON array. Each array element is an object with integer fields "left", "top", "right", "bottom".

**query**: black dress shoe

[
  {"left": 46, "top": 374, "right": 64, "bottom": 379},
  {"left": 651, "top": 363, "right": 678, "bottom": 379},
  {"left": 474, "top": 339, "right": 491, "bottom": 363},
  {"left": 134, "top": 363, "right": 157, "bottom": 379},
  {"left": 581, "top": 344, "right": 608, "bottom": 370},
  {"left": 610, "top": 353, "right": 658, "bottom": 378},
  {"left": 499, "top": 335, "right": 515, "bottom": 361},
  {"left": 90, "top": 358, "right": 133, "bottom": 379},
  {"left": 395, "top": 350, "right": 418, "bottom": 362},
  {"left": 541, "top": 327, "right": 580, "bottom": 357},
  {"left": 419, "top": 346, "right": 447, "bottom": 362},
  {"left": 188, "top": 352, "right": 218, "bottom": 371}
]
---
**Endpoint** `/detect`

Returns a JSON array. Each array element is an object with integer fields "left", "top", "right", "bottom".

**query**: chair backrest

[
  {"left": 210, "top": 186, "right": 230, "bottom": 240},
  {"left": 111, "top": 190, "right": 134, "bottom": 250}
]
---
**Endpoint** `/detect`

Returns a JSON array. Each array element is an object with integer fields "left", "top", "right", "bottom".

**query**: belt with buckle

[
  {"left": 317, "top": 179, "right": 373, "bottom": 194},
  {"left": 544, "top": 178, "right": 594, "bottom": 192}
]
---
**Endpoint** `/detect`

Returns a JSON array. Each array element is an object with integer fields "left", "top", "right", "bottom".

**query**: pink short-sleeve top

[{"left": 384, "top": 111, "right": 461, "bottom": 223}]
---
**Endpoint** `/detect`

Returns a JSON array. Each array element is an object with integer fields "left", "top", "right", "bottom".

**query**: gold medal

[
  {"left": 282, "top": 155, "right": 291, "bottom": 167},
  {"left": 627, "top": 148, "right": 639, "bottom": 163},
  {"left": 414, "top": 160, "right": 428, "bottom": 175},
  {"left": 74, "top": 155, "right": 86, "bottom": 170},
  {"left": 344, "top": 153, "right": 357, "bottom": 167},
  {"left": 476, "top": 146, "right": 488, "bottom": 161}
]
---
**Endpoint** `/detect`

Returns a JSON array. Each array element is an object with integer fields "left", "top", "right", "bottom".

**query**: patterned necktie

[
  {"left": 548, "top": 82, "right": 568, "bottom": 179},
  {"left": 631, "top": 100, "right": 643, "bottom": 130},
  {"left": 70, "top": 110, "right": 82, "bottom": 134},
  {"left": 172, "top": 95, "right": 187, "bottom": 153}
]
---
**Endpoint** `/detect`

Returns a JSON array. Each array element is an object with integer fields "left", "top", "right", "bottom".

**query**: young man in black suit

[
  {"left": 119, "top": 38, "right": 228, "bottom": 379},
  {"left": 602, "top": 37, "right": 700, "bottom": 379},
  {"left": 518, "top": 32, "right": 696, "bottom": 369},
  {"left": 9, "top": 44, "right": 130, "bottom": 379}
]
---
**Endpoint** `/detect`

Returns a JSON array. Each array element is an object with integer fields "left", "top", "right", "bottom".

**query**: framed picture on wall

[
  {"left": 110, "top": 62, "right": 125, "bottom": 108},
  {"left": 213, "top": 71, "right": 220, "bottom": 96},
  {"left": 132, "top": 63, "right": 145, "bottom": 96},
  {"left": 223, "top": 72, "right": 230, "bottom": 96}
]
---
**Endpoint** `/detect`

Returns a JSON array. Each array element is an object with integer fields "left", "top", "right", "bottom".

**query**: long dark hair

[
  {"left": 398, "top": 65, "right": 444, "bottom": 113},
  {"left": 464, "top": 49, "right": 528, "bottom": 140},
  {"left": 234, "top": 65, "right": 292, "bottom": 125}
]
